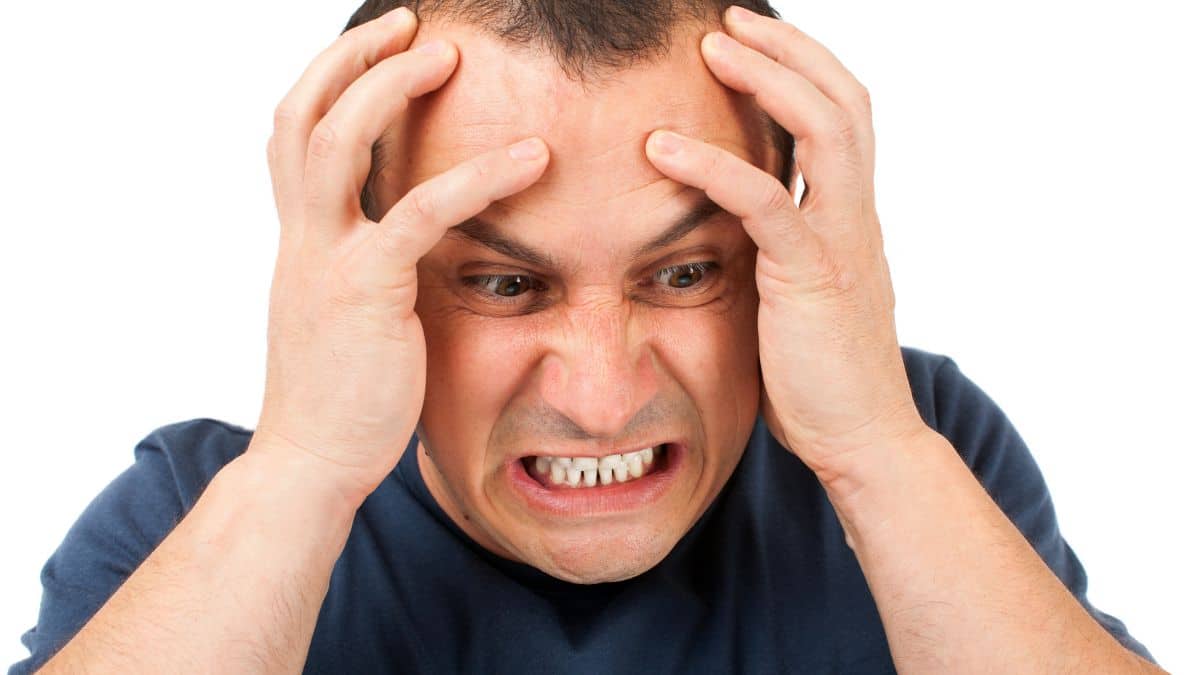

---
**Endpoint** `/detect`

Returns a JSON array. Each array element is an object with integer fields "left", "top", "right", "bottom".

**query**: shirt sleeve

[
  {"left": 7, "top": 428, "right": 201, "bottom": 675},
  {"left": 928, "top": 355, "right": 1158, "bottom": 666}
]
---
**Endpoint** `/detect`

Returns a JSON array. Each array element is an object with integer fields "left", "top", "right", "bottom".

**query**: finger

[
  {"left": 347, "top": 138, "right": 550, "bottom": 294},
  {"left": 304, "top": 40, "right": 459, "bottom": 240},
  {"left": 645, "top": 130, "right": 847, "bottom": 293},
  {"left": 722, "top": 6, "right": 875, "bottom": 176},
  {"left": 699, "top": 30, "right": 867, "bottom": 248},
  {"left": 268, "top": 7, "right": 417, "bottom": 235}
]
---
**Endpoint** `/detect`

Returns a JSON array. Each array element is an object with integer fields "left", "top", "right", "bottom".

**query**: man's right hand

[{"left": 255, "top": 6, "right": 549, "bottom": 506}]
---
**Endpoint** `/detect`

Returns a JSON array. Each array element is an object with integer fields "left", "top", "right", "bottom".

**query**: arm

[
  {"left": 822, "top": 423, "right": 1163, "bottom": 674},
  {"left": 644, "top": 7, "right": 1166, "bottom": 673},
  {"left": 33, "top": 5, "right": 550, "bottom": 671},
  {"left": 38, "top": 441, "right": 356, "bottom": 674}
]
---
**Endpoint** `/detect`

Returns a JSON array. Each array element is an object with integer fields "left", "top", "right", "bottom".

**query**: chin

[{"left": 525, "top": 524, "right": 681, "bottom": 584}]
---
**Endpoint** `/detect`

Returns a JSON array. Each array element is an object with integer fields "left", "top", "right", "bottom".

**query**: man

[{"left": 9, "top": 0, "right": 1163, "bottom": 672}]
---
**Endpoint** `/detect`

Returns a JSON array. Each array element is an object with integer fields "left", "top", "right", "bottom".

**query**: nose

[{"left": 538, "top": 298, "right": 657, "bottom": 440}]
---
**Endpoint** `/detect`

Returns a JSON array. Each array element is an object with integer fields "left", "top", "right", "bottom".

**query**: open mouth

[
  {"left": 520, "top": 444, "right": 670, "bottom": 489},
  {"left": 509, "top": 442, "right": 684, "bottom": 517}
]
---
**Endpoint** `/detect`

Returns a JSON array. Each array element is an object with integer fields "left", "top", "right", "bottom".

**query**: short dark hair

[{"left": 343, "top": 0, "right": 795, "bottom": 220}]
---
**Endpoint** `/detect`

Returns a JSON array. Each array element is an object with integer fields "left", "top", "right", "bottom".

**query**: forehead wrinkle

[
  {"left": 595, "top": 174, "right": 674, "bottom": 206},
  {"left": 390, "top": 18, "right": 773, "bottom": 222},
  {"left": 463, "top": 180, "right": 724, "bottom": 272}
]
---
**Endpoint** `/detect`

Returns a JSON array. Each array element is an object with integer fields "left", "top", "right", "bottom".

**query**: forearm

[
  {"left": 819, "top": 429, "right": 1164, "bottom": 675},
  {"left": 39, "top": 439, "right": 359, "bottom": 674}
]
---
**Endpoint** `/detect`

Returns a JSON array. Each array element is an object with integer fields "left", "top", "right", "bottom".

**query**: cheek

[
  {"left": 648, "top": 284, "right": 761, "bottom": 429},
  {"left": 416, "top": 299, "right": 541, "bottom": 485}
]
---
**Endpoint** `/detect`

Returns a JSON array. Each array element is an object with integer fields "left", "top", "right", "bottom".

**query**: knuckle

[
  {"left": 811, "top": 248, "right": 857, "bottom": 298},
  {"left": 854, "top": 84, "right": 873, "bottom": 117},
  {"left": 324, "top": 256, "right": 417, "bottom": 328},
  {"left": 273, "top": 103, "right": 302, "bottom": 134},
  {"left": 699, "top": 148, "right": 724, "bottom": 182},
  {"left": 316, "top": 34, "right": 356, "bottom": 68},
  {"left": 372, "top": 223, "right": 414, "bottom": 258},
  {"left": 833, "top": 113, "right": 858, "bottom": 147},
  {"left": 341, "top": 20, "right": 372, "bottom": 40},
  {"left": 466, "top": 157, "right": 490, "bottom": 183},
  {"left": 780, "top": 26, "right": 809, "bottom": 62},
  {"left": 818, "top": 111, "right": 858, "bottom": 152},
  {"left": 762, "top": 180, "right": 795, "bottom": 214},
  {"left": 403, "top": 184, "right": 438, "bottom": 222},
  {"left": 783, "top": 23, "right": 808, "bottom": 47},
  {"left": 308, "top": 121, "right": 341, "bottom": 161}
]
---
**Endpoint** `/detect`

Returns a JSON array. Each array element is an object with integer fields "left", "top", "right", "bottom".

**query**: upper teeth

[{"left": 533, "top": 447, "right": 660, "bottom": 487}]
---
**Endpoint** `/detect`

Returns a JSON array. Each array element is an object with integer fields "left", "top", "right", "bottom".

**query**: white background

[{"left": 1, "top": 0, "right": 1195, "bottom": 671}]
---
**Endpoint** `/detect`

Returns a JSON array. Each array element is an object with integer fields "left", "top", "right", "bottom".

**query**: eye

[
  {"left": 472, "top": 274, "right": 537, "bottom": 298},
  {"left": 459, "top": 272, "right": 552, "bottom": 315},
  {"left": 653, "top": 262, "right": 715, "bottom": 290}
]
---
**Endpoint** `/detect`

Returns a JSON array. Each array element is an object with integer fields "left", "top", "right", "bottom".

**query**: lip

[
  {"left": 508, "top": 442, "right": 685, "bottom": 519},
  {"left": 511, "top": 440, "right": 671, "bottom": 461}
]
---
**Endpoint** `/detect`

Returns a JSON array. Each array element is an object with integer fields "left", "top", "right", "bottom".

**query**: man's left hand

[{"left": 645, "top": 6, "right": 929, "bottom": 488}]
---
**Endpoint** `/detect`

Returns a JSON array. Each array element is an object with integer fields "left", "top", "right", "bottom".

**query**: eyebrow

[{"left": 447, "top": 197, "right": 728, "bottom": 270}]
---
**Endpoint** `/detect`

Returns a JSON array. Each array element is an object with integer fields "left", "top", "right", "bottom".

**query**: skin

[
  {"left": 38, "top": 7, "right": 1166, "bottom": 673},
  {"left": 366, "top": 19, "right": 783, "bottom": 583}
]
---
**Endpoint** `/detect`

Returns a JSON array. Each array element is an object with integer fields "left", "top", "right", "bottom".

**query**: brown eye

[
  {"left": 654, "top": 262, "right": 713, "bottom": 289},
  {"left": 480, "top": 275, "right": 533, "bottom": 297}
]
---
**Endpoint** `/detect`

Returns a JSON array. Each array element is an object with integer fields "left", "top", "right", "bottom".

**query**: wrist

[
  {"left": 235, "top": 434, "right": 368, "bottom": 525},
  {"left": 805, "top": 415, "right": 943, "bottom": 498},
  {"left": 813, "top": 427, "right": 959, "bottom": 543}
]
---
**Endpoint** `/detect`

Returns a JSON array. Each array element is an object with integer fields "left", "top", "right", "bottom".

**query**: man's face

[{"left": 375, "top": 19, "right": 782, "bottom": 583}]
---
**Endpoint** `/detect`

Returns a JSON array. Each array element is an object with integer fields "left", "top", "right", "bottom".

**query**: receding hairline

[
  {"left": 344, "top": 0, "right": 796, "bottom": 218},
  {"left": 344, "top": 1, "right": 774, "bottom": 79}
]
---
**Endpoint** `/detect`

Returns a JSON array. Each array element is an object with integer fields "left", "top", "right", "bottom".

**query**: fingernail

[
  {"left": 415, "top": 39, "right": 449, "bottom": 56},
  {"left": 727, "top": 5, "right": 755, "bottom": 23},
  {"left": 390, "top": 7, "right": 415, "bottom": 25},
  {"left": 703, "top": 31, "right": 735, "bottom": 55},
  {"left": 509, "top": 137, "right": 546, "bottom": 161},
  {"left": 651, "top": 131, "right": 683, "bottom": 155}
]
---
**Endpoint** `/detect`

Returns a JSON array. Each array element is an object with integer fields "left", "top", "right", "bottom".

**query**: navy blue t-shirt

[{"left": 9, "top": 347, "right": 1157, "bottom": 673}]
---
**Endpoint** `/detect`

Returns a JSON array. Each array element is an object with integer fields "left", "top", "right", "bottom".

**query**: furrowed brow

[
  {"left": 446, "top": 197, "right": 728, "bottom": 270},
  {"left": 632, "top": 197, "right": 727, "bottom": 259},
  {"left": 447, "top": 218, "right": 558, "bottom": 269}
]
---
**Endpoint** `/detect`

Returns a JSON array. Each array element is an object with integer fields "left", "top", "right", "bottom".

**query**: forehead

[{"left": 379, "top": 19, "right": 774, "bottom": 239}]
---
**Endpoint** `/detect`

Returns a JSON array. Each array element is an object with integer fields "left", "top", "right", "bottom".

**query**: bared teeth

[
  {"left": 613, "top": 461, "right": 629, "bottom": 483},
  {"left": 625, "top": 452, "right": 644, "bottom": 478},
  {"left": 530, "top": 445, "right": 665, "bottom": 488}
]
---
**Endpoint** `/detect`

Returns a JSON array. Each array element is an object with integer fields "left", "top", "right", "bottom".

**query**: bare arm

[
  {"left": 38, "top": 443, "right": 355, "bottom": 673},
  {"left": 644, "top": 7, "right": 1167, "bottom": 672},
  {"left": 37, "top": 5, "right": 549, "bottom": 671},
  {"left": 823, "top": 429, "right": 1166, "bottom": 674}
]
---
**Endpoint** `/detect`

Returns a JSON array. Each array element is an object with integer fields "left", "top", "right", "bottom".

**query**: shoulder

[
  {"left": 130, "top": 417, "right": 254, "bottom": 510},
  {"left": 900, "top": 344, "right": 960, "bottom": 428},
  {"left": 897, "top": 347, "right": 1058, "bottom": 549},
  {"left": 137, "top": 416, "right": 254, "bottom": 455},
  {"left": 7, "top": 419, "right": 256, "bottom": 673},
  {"left": 900, "top": 346, "right": 1016, "bottom": 467},
  {"left": 53, "top": 417, "right": 254, "bottom": 564}
]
